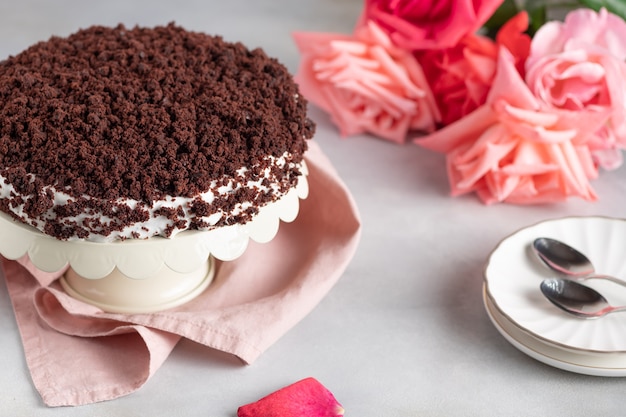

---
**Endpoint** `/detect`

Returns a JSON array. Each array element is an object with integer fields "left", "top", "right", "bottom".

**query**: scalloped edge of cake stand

[{"left": 0, "top": 163, "right": 308, "bottom": 312}]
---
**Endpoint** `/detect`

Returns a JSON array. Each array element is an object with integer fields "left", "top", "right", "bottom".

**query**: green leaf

[
  {"left": 526, "top": 3, "right": 547, "bottom": 36},
  {"left": 483, "top": 0, "right": 519, "bottom": 38},
  {"left": 578, "top": 0, "right": 626, "bottom": 21}
]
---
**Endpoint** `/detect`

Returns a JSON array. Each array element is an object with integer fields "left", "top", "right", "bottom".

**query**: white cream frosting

[{"left": 0, "top": 152, "right": 303, "bottom": 242}]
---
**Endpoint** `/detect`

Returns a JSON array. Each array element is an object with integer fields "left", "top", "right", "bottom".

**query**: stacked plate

[{"left": 483, "top": 216, "right": 626, "bottom": 376}]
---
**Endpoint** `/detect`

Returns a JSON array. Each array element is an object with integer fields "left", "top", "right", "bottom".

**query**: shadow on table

[{"left": 171, "top": 338, "right": 245, "bottom": 369}]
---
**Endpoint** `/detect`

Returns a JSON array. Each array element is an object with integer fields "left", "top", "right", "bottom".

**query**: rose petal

[{"left": 237, "top": 378, "right": 344, "bottom": 417}]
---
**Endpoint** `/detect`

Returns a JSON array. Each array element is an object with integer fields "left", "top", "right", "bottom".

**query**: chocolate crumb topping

[
  {"left": 0, "top": 23, "right": 313, "bottom": 202},
  {"left": 0, "top": 23, "right": 314, "bottom": 241}
]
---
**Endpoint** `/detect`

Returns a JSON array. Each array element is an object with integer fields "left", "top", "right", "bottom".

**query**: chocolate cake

[{"left": 0, "top": 23, "right": 314, "bottom": 241}]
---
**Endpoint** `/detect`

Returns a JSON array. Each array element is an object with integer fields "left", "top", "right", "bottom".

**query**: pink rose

[
  {"left": 293, "top": 22, "right": 440, "bottom": 143},
  {"left": 527, "top": 8, "right": 626, "bottom": 65},
  {"left": 417, "top": 12, "right": 530, "bottom": 126},
  {"left": 357, "top": 0, "right": 503, "bottom": 51},
  {"left": 415, "top": 48, "right": 610, "bottom": 204},
  {"left": 526, "top": 8, "right": 626, "bottom": 169}
]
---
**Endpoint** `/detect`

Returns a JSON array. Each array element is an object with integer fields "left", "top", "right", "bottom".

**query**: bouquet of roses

[{"left": 293, "top": 0, "right": 626, "bottom": 204}]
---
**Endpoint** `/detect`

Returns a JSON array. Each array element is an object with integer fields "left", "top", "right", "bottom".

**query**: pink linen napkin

[{"left": 2, "top": 140, "right": 361, "bottom": 407}]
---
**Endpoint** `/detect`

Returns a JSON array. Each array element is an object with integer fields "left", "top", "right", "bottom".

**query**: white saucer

[
  {"left": 483, "top": 216, "right": 626, "bottom": 375},
  {"left": 483, "top": 285, "right": 626, "bottom": 377}
]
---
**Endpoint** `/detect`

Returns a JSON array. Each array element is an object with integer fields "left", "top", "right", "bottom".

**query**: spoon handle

[
  {"left": 585, "top": 274, "right": 626, "bottom": 287},
  {"left": 606, "top": 305, "right": 626, "bottom": 316}
]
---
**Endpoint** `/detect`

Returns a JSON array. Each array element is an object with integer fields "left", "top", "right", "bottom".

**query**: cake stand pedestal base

[{"left": 59, "top": 257, "right": 215, "bottom": 313}]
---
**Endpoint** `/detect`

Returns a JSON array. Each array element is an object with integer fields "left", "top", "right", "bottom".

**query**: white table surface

[{"left": 2, "top": 1, "right": 626, "bottom": 415}]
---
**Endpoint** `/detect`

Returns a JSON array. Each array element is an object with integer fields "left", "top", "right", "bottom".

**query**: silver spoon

[
  {"left": 532, "top": 237, "right": 625, "bottom": 286},
  {"left": 540, "top": 278, "right": 626, "bottom": 318}
]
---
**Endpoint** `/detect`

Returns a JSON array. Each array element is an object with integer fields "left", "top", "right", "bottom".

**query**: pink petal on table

[{"left": 237, "top": 377, "right": 344, "bottom": 417}]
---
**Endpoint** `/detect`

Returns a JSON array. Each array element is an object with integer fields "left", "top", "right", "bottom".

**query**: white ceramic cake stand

[{"left": 0, "top": 164, "right": 308, "bottom": 313}]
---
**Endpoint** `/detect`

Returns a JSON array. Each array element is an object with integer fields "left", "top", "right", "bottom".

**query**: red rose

[
  {"left": 418, "top": 12, "right": 530, "bottom": 126},
  {"left": 358, "top": 0, "right": 503, "bottom": 51},
  {"left": 418, "top": 34, "right": 497, "bottom": 126}
]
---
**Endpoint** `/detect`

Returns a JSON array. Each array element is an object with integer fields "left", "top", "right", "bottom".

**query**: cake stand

[{"left": 0, "top": 164, "right": 308, "bottom": 313}]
